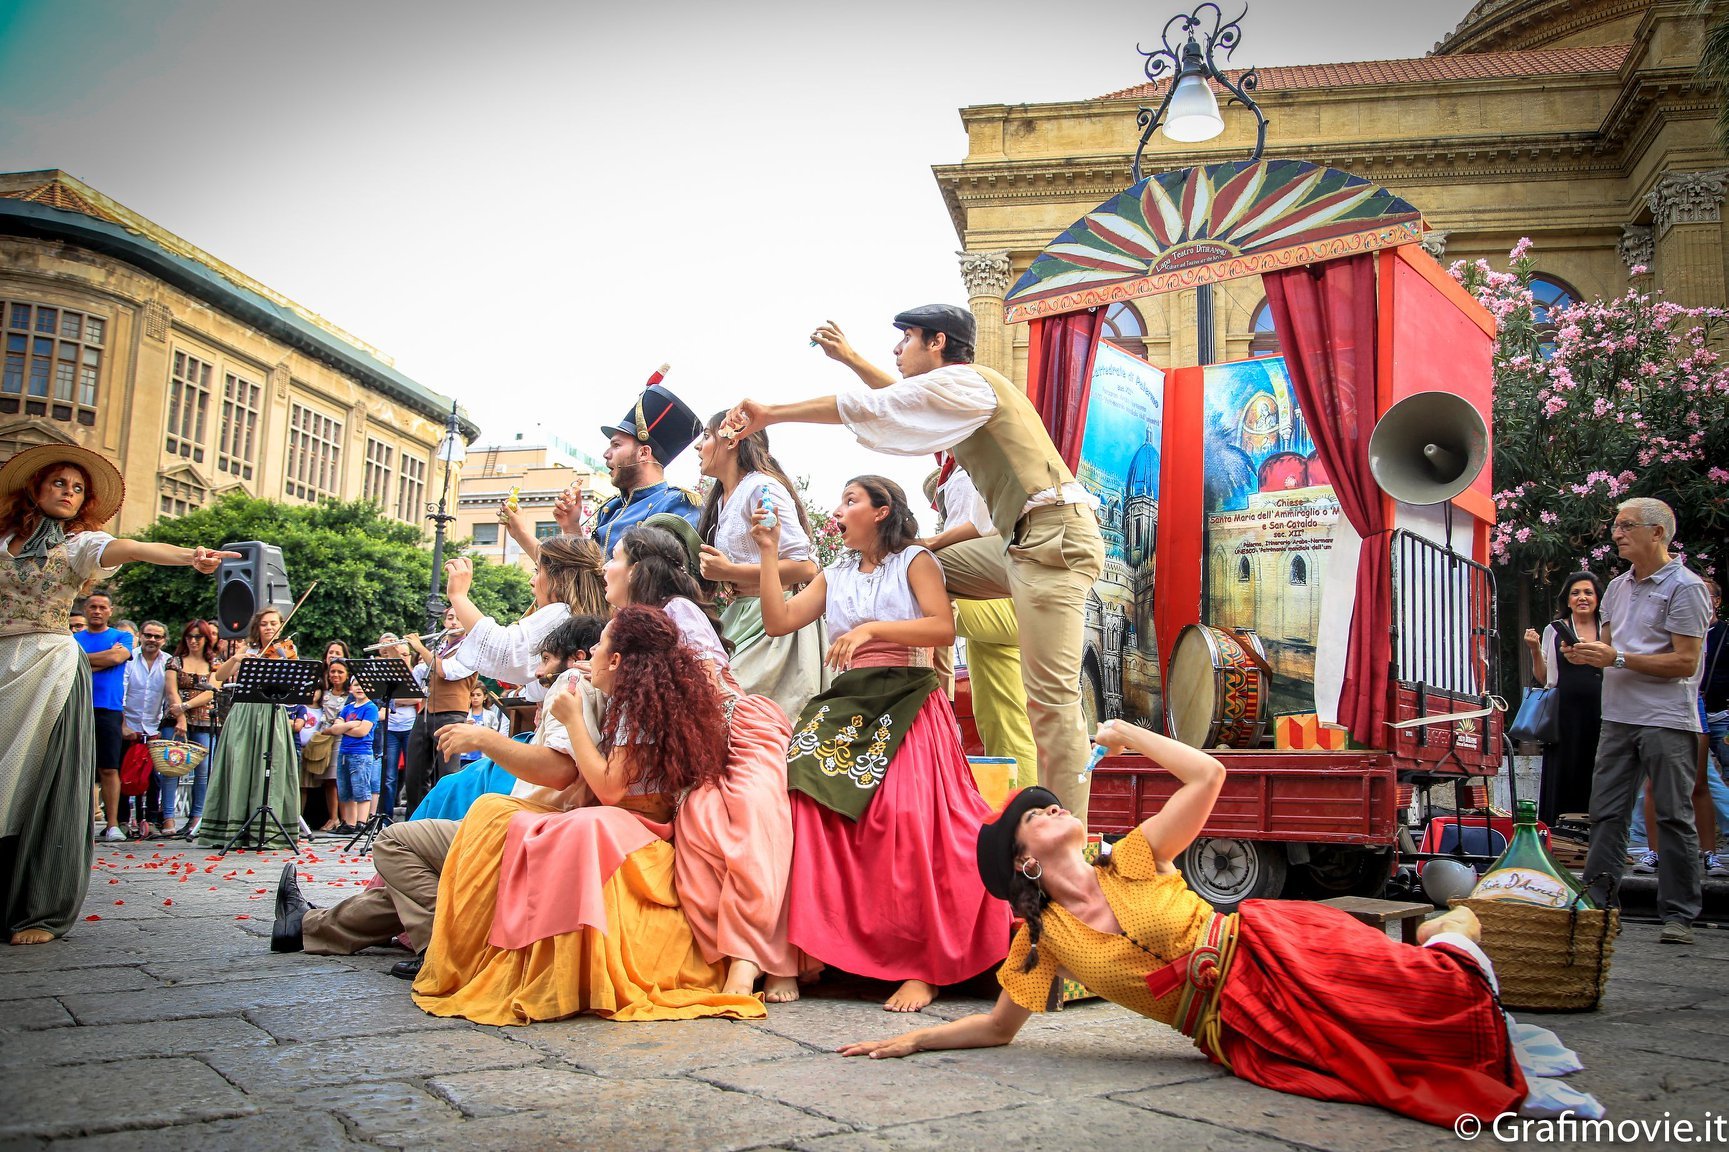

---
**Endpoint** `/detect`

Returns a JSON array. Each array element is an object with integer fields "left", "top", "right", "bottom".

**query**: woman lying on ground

[
  {"left": 606, "top": 520, "right": 801, "bottom": 1003},
  {"left": 758, "top": 475, "right": 1009, "bottom": 1012},
  {"left": 410, "top": 606, "right": 763, "bottom": 1026},
  {"left": 840, "top": 718, "right": 1605, "bottom": 1130}
]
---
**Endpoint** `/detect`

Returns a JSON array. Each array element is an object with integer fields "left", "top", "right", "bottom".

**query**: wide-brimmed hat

[
  {"left": 0, "top": 443, "right": 125, "bottom": 526},
  {"left": 641, "top": 513, "right": 704, "bottom": 582},
  {"left": 976, "top": 786, "right": 1061, "bottom": 901},
  {"left": 600, "top": 384, "right": 703, "bottom": 466}
]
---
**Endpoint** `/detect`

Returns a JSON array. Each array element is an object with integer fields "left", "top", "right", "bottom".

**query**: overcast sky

[{"left": 0, "top": 0, "right": 1472, "bottom": 528}]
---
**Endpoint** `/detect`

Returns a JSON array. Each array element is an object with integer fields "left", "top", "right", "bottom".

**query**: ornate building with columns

[
  {"left": 0, "top": 169, "right": 475, "bottom": 538},
  {"left": 941, "top": 0, "right": 1726, "bottom": 379}
]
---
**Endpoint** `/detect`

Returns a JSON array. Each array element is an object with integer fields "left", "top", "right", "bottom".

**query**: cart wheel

[{"left": 1177, "top": 837, "right": 1287, "bottom": 911}]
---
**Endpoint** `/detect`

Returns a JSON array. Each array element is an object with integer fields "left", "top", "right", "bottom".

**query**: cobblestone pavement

[{"left": 1, "top": 840, "right": 1725, "bottom": 1151}]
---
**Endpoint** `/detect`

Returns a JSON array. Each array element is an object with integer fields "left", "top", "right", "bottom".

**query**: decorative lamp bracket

[{"left": 1130, "top": 2, "right": 1267, "bottom": 183}]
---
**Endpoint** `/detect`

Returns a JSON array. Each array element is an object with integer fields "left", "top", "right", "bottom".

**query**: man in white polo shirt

[{"left": 1572, "top": 497, "right": 1709, "bottom": 944}]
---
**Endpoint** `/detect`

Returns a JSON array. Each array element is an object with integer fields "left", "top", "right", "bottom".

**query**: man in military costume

[
  {"left": 723, "top": 304, "right": 1106, "bottom": 823},
  {"left": 591, "top": 383, "right": 704, "bottom": 554}
]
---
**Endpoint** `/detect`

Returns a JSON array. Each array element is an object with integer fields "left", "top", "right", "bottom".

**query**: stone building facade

[
  {"left": 455, "top": 438, "right": 615, "bottom": 572},
  {"left": 937, "top": 0, "right": 1727, "bottom": 378},
  {"left": 0, "top": 170, "right": 474, "bottom": 539}
]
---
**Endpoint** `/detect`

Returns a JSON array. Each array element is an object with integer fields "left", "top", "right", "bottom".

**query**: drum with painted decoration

[{"left": 1164, "top": 624, "right": 1269, "bottom": 749}]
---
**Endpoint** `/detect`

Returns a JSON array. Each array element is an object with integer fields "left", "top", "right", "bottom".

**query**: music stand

[
  {"left": 343, "top": 657, "right": 425, "bottom": 853},
  {"left": 221, "top": 658, "right": 324, "bottom": 856}
]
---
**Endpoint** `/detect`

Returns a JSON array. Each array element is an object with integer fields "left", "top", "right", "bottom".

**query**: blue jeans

[
  {"left": 381, "top": 727, "right": 412, "bottom": 817},
  {"left": 337, "top": 752, "right": 380, "bottom": 804},
  {"left": 1628, "top": 736, "right": 1729, "bottom": 852},
  {"left": 183, "top": 728, "right": 215, "bottom": 822}
]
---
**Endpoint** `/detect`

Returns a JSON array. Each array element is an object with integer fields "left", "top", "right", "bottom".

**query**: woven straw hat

[{"left": 0, "top": 443, "right": 126, "bottom": 527}]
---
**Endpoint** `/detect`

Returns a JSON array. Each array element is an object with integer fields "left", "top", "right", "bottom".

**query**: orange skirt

[{"left": 411, "top": 795, "right": 764, "bottom": 1025}]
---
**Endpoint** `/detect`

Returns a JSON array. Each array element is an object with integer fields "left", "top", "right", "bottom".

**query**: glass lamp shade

[
  {"left": 437, "top": 433, "right": 467, "bottom": 467},
  {"left": 1163, "top": 72, "right": 1224, "bottom": 142}
]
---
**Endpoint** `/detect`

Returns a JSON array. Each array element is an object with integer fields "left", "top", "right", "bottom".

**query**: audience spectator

[
  {"left": 373, "top": 634, "right": 421, "bottom": 822},
  {"left": 461, "top": 686, "right": 509, "bottom": 763},
  {"left": 1524, "top": 572, "right": 1604, "bottom": 827},
  {"left": 1578, "top": 498, "right": 1709, "bottom": 945},
  {"left": 121, "top": 620, "right": 172, "bottom": 835},
  {"left": 307, "top": 656, "right": 353, "bottom": 832},
  {"left": 324, "top": 666, "right": 379, "bottom": 834},
  {"left": 165, "top": 619, "right": 219, "bottom": 839},
  {"left": 73, "top": 589, "right": 131, "bottom": 840},
  {"left": 69, "top": 608, "right": 86, "bottom": 633}
]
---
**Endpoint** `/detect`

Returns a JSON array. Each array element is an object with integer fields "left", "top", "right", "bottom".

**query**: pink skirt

[{"left": 787, "top": 693, "right": 1010, "bottom": 985}]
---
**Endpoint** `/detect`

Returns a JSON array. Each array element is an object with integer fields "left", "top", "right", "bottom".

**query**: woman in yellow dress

[{"left": 411, "top": 605, "right": 764, "bottom": 1025}]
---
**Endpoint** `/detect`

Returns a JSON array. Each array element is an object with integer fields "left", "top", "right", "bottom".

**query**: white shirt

[
  {"left": 663, "top": 597, "right": 730, "bottom": 670},
  {"left": 122, "top": 649, "right": 169, "bottom": 734},
  {"left": 937, "top": 462, "right": 997, "bottom": 539},
  {"left": 834, "top": 363, "right": 1094, "bottom": 517},
  {"left": 712, "top": 471, "right": 811, "bottom": 565},
  {"left": 450, "top": 602, "right": 571, "bottom": 703},
  {"left": 825, "top": 545, "right": 934, "bottom": 636}
]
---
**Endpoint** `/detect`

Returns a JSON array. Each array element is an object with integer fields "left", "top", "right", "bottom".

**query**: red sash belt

[{"left": 1144, "top": 911, "right": 1238, "bottom": 1041}]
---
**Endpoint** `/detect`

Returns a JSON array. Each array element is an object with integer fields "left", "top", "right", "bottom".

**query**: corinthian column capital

[
  {"left": 957, "top": 250, "right": 1013, "bottom": 299},
  {"left": 1648, "top": 170, "right": 1728, "bottom": 235}
]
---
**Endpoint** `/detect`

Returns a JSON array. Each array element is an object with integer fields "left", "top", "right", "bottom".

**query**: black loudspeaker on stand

[
  {"left": 342, "top": 657, "right": 425, "bottom": 854},
  {"left": 220, "top": 658, "right": 324, "bottom": 856},
  {"left": 215, "top": 542, "right": 295, "bottom": 641}
]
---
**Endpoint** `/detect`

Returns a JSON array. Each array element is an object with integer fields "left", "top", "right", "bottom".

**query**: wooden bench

[{"left": 1319, "top": 896, "right": 1434, "bottom": 945}]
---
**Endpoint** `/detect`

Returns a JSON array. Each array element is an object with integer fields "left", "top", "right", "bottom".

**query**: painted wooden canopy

[{"left": 1003, "top": 159, "right": 1425, "bottom": 323}]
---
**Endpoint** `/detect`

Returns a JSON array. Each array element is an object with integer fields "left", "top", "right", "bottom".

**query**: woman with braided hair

[
  {"left": 840, "top": 718, "right": 1604, "bottom": 1129},
  {"left": 410, "top": 606, "right": 763, "bottom": 1025}
]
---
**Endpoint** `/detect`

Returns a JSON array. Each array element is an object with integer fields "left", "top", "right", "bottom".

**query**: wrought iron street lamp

[
  {"left": 425, "top": 401, "right": 467, "bottom": 635},
  {"left": 1129, "top": 3, "right": 1268, "bottom": 366},
  {"left": 1130, "top": 3, "right": 1267, "bottom": 182}
]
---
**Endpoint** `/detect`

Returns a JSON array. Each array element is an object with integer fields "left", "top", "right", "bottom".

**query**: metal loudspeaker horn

[{"left": 1367, "top": 391, "right": 1488, "bottom": 506}]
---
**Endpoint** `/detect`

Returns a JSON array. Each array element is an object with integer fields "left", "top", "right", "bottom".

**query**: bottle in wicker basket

[{"left": 1470, "top": 799, "right": 1593, "bottom": 909}]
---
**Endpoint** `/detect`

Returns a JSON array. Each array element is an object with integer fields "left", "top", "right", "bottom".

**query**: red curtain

[
  {"left": 1263, "top": 255, "right": 1389, "bottom": 746},
  {"left": 1027, "top": 309, "right": 1105, "bottom": 470}
]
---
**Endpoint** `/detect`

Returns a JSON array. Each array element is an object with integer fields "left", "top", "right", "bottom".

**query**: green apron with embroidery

[{"left": 786, "top": 666, "right": 938, "bottom": 821}]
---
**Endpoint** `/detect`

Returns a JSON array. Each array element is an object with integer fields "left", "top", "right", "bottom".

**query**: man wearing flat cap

[
  {"left": 723, "top": 306, "right": 1105, "bottom": 824},
  {"left": 591, "top": 383, "right": 704, "bottom": 555}
]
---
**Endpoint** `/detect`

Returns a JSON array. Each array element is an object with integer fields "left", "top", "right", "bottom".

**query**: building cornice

[
  {"left": 1434, "top": 0, "right": 1651, "bottom": 55},
  {"left": 0, "top": 200, "right": 477, "bottom": 439}
]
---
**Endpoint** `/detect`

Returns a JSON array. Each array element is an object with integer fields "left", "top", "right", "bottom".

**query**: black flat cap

[
  {"left": 892, "top": 304, "right": 976, "bottom": 348},
  {"left": 976, "top": 786, "right": 1061, "bottom": 901}
]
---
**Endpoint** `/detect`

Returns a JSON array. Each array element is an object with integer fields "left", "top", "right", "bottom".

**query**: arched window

[
  {"left": 1103, "top": 303, "right": 1146, "bottom": 355},
  {"left": 1249, "top": 298, "right": 1280, "bottom": 357},
  {"left": 1530, "top": 274, "right": 1579, "bottom": 358},
  {"left": 1237, "top": 555, "right": 1252, "bottom": 583},
  {"left": 1289, "top": 554, "right": 1308, "bottom": 586}
]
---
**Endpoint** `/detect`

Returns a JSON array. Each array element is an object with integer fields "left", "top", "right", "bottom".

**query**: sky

[{"left": 0, "top": 0, "right": 1473, "bottom": 529}]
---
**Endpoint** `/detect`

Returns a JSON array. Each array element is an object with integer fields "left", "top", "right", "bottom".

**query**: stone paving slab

[
  {"left": 700, "top": 1053, "right": 1041, "bottom": 1128},
  {"left": 60, "top": 969, "right": 398, "bottom": 1026},
  {"left": 504, "top": 1016, "right": 812, "bottom": 1076},
  {"left": 199, "top": 1029, "right": 546, "bottom": 1095},
  {"left": 0, "top": 999, "right": 74, "bottom": 1032},
  {"left": 44, "top": 1111, "right": 362, "bottom": 1152},
  {"left": 0, "top": 1056, "right": 256, "bottom": 1139},
  {"left": 0, "top": 1016, "right": 273, "bottom": 1068},
  {"left": 242, "top": 989, "right": 470, "bottom": 1043},
  {"left": 1112, "top": 1075, "right": 1465, "bottom": 1152}
]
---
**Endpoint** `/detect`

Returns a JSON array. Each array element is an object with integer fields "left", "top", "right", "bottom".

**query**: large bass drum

[{"left": 1164, "top": 624, "right": 1269, "bottom": 749}]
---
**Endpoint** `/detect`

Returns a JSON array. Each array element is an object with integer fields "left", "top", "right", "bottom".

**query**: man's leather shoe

[
  {"left": 390, "top": 955, "right": 423, "bottom": 980},
  {"left": 270, "top": 862, "right": 312, "bottom": 953}
]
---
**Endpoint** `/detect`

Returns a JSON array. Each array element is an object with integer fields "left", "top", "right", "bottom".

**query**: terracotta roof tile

[
  {"left": 1098, "top": 43, "right": 1629, "bottom": 100},
  {"left": 0, "top": 177, "right": 121, "bottom": 224}
]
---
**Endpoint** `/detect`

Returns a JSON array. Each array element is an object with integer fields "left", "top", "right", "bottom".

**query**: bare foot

[
  {"left": 883, "top": 979, "right": 936, "bottom": 1012},
  {"left": 1417, "top": 905, "right": 1482, "bottom": 945},
  {"left": 764, "top": 975, "right": 800, "bottom": 1003},
  {"left": 10, "top": 928, "right": 54, "bottom": 946},
  {"left": 722, "top": 958, "right": 762, "bottom": 998}
]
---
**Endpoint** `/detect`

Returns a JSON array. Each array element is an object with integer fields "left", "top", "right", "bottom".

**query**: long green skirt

[
  {"left": 721, "top": 593, "right": 827, "bottom": 724},
  {"left": 197, "top": 703, "right": 300, "bottom": 850},
  {"left": 1, "top": 636, "right": 95, "bottom": 939}
]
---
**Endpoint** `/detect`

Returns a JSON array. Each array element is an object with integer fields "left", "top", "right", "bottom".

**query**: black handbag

[{"left": 1509, "top": 686, "right": 1560, "bottom": 745}]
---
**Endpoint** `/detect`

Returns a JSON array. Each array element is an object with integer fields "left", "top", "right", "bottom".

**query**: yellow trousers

[{"left": 955, "top": 598, "right": 1038, "bottom": 790}]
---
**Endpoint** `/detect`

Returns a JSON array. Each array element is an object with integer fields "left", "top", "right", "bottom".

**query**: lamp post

[
  {"left": 1130, "top": 3, "right": 1267, "bottom": 366},
  {"left": 425, "top": 401, "right": 467, "bottom": 635}
]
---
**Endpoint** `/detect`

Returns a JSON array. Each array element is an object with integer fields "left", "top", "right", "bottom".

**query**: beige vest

[{"left": 949, "top": 364, "right": 1078, "bottom": 540}]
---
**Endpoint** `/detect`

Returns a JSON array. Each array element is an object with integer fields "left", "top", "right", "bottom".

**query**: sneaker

[
  {"left": 100, "top": 825, "right": 127, "bottom": 842},
  {"left": 1632, "top": 850, "right": 1658, "bottom": 874},
  {"left": 1707, "top": 852, "right": 1728, "bottom": 878},
  {"left": 1660, "top": 920, "right": 1696, "bottom": 945}
]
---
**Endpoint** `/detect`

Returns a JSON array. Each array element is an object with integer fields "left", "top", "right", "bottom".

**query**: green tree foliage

[
  {"left": 110, "top": 493, "right": 533, "bottom": 651},
  {"left": 1697, "top": 0, "right": 1729, "bottom": 153}
]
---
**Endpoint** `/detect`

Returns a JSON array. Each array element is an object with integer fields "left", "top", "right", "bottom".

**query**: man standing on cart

[{"left": 723, "top": 305, "right": 1105, "bottom": 822}]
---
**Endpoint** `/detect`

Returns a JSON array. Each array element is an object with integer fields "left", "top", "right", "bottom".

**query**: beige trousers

[
  {"left": 936, "top": 503, "right": 1105, "bottom": 822},
  {"left": 301, "top": 817, "right": 459, "bottom": 955}
]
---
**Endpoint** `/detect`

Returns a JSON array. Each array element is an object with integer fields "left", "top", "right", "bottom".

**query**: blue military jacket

[{"left": 592, "top": 481, "right": 701, "bottom": 554}]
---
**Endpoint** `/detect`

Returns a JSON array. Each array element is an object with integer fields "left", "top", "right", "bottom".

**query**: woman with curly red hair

[{"left": 410, "top": 606, "right": 763, "bottom": 1025}]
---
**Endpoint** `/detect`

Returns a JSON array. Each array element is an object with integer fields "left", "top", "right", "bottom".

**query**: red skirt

[
  {"left": 1217, "top": 901, "right": 1526, "bottom": 1128},
  {"left": 787, "top": 693, "right": 1010, "bottom": 985}
]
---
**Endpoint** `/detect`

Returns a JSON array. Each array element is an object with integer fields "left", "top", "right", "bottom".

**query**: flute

[{"left": 361, "top": 628, "right": 448, "bottom": 652}]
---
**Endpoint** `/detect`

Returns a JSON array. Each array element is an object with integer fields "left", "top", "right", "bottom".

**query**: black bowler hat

[
  {"left": 892, "top": 304, "right": 976, "bottom": 348},
  {"left": 976, "top": 786, "right": 1061, "bottom": 901},
  {"left": 600, "top": 384, "right": 703, "bottom": 465}
]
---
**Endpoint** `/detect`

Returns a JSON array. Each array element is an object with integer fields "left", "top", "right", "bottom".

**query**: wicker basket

[
  {"left": 145, "top": 738, "right": 207, "bottom": 779},
  {"left": 1453, "top": 897, "right": 1618, "bottom": 1012}
]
